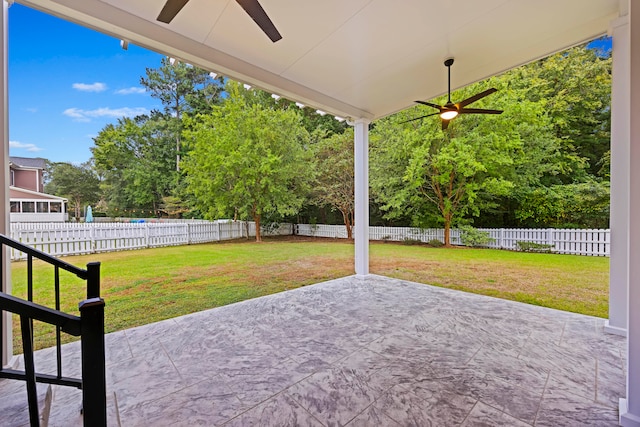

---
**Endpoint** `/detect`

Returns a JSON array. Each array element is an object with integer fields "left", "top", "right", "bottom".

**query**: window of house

[
  {"left": 37, "top": 202, "right": 49, "bottom": 213},
  {"left": 10, "top": 170, "right": 14, "bottom": 186},
  {"left": 50, "top": 202, "right": 61, "bottom": 213},
  {"left": 10, "top": 201, "right": 20, "bottom": 213},
  {"left": 21, "top": 202, "right": 35, "bottom": 213}
]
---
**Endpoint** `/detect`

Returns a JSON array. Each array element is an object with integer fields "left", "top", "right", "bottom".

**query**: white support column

[
  {"left": 354, "top": 119, "right": 370, "bottom": 278},
  {"left": 607, "top": 13, "right": 630, "bottom": 337},
  {"left": 621, "top": 0, "right": 640, "bottom": 424},
  {"left": 1, "top": 0, "right": 12, "bottom": 367}
]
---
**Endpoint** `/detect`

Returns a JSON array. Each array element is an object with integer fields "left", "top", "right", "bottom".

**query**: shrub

[
  {"left": 402, "top": 237, "right": 423, "bottom": 245},
  {"left": 458, "top": 225, "right": 495, "bottom": 247},
  {"left": 309, "top": 217, "right": 319, "bottom": 236},
  {"left": 428, "top": 239, "right": 444, "bottom": 248},
  {"left": 516, "top": 241, "right": 554, "bottom": 253},
  {"left": 261, "top": 222, "right": 281, "bottom": 235}
]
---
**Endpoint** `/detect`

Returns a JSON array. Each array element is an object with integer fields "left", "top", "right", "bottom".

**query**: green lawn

[
  {"left": 10, "top": 237, "right": 609, "bottom": 350},
  {"left": 371, "top": 242, "right": 609, "bottom": 318}
]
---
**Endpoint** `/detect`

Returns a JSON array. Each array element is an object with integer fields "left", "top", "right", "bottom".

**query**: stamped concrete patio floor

[{"left": 2, "top": 274, "right": 627, "bottom": 426}]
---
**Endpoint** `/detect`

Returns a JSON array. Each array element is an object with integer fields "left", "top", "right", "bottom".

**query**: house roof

[
  {"left": 9, "top": 186, "right": 67, "bottom": 201},
  {"left": 16, "top": 0, "right": 622, "bottom": 121},
  {"left": 9, "top": 156, "right": 46, "bottom": 170}
]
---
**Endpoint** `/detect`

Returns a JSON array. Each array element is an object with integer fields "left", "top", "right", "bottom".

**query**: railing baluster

[
  {"left": 55, "top": 266, "right": 62, "bottom": 380},
  {"left": 27, "top": 254, "right": 35, "bottom": 358},
  {"left": 27, "top": 254, "right": 33, "bottom": 302},
  {"left": 86, "top": 262, "right": 101, "bottom": 299},
  {"left": 20, "top": 315, "right": 40, "bottom": 427}
]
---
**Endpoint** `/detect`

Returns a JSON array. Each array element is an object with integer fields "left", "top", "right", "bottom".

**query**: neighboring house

[{"left": 9, "top": 156, "right": 68, "bottom": 222}]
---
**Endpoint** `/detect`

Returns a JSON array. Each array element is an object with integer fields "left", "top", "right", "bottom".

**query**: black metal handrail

[{"left": 0, "top": 234, "right": 106, "bottom": 427}]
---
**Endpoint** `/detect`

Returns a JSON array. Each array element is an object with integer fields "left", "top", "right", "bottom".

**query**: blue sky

[{"left": 8, "top": 3, "right": 164, "bottom": 164}]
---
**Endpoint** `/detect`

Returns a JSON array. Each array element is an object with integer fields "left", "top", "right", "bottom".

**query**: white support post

[
  {"left": 354, "top": 119, "right": 370, "bottom": 278},
  {"left": 607, "top": 12, "right": 630, "bottom": 337},
  {"left": 621, "top": 1, "right": 640, "bottom": 424},
  {"left": 0, "top": 0, "right": 11, "bottom": 367}
]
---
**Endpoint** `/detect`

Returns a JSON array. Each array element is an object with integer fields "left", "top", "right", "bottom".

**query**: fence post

[
  {"left": 144, "top": 224, "right": 150, "bottom": 249},
  {"left": 79, "top": 297, "right": 106, "bottom": 427},
  {"left": 547, "top": 228, "right": 554, "bottom": 247},
  {"left": 187, "top": 223, "right": 192, "bottom": 245},
  {"left": 89, "top": 225, "right": 95, "bottom": 254}
]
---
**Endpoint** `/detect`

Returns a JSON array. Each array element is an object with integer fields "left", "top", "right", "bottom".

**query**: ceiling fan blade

[
  {"left": 456, "top": 88, "right": 498, "bottom": 108},
  {"left": 399, "top": 112, "right": 440, "bottom": 124},
  {"left": 236, "top": 0, "right": 283, "bottom": 42},
  {"left": 415, "top": 100, "right": 443, "bottom": 110},
  {"left": 157, "top": 0, "right": 189, "bottom": 23},
  {"left": 458, "top": 108, "right": 503, "bottom": 115},
  {"left": 442, "top": 120, "right": 450, "bottom": 130}
]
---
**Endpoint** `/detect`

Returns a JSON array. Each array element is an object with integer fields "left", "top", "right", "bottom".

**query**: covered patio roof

[{"left": 16, "top": 0, "right": 619, "bottom": 121}]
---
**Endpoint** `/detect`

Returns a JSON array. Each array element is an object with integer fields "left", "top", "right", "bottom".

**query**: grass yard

[
  {"left": 372, "top": 242, "right": 609, "bottom": 318},
  {"left": 10, "top": 236, "right": 609, "bottom": 350}
]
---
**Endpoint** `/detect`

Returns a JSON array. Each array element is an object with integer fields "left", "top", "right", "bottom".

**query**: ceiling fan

[
  {"left": 405, "top": 58, "right": 503, "bottom": 130},
  {"left": 157, "top": 0, "right": 282, "bottom": 43}
]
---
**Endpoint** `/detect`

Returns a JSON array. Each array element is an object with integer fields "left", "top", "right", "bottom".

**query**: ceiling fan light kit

[
  {"left": 440, "top": 110, "right": 458, "bottom": 120},
  {"left": 403, "top": 58, "right": 503, "bottom": 130}
]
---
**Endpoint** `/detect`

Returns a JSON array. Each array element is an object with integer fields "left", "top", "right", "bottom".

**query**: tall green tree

[
  {"left": 371, "top": 78, "right": 554, "bottom": 245},
  {"left": 140, "top": 57, "right": 223, "bottom": 171},
  {"left": 509, "top": 42, "right": 611, "bottom": 180},
  {"left": 183, "top": 81, "right": 312, "bottom": 241},
  {"left": 312, "top": 129, "right": 355, "bottom": 238},
  {"left": 44, "top": 162, "right": 101, "bottom": 219},
  {"left": 92, "top": 112, "right": 177, "bottom": 214}
]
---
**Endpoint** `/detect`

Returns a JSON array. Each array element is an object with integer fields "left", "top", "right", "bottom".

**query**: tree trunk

[
  {"left": 342, "top": 209, "right": 353, "bottom": 240},
  {"left": 254, "top": 213, "right": 262, "bottom": 242},
  {"left": 443, "top": 216, "right": 451, "bottom": 247}
]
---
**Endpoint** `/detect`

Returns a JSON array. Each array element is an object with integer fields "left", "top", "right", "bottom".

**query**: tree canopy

[
  {"left": 311, "top": 129, "right": 355, "bottom": 238},
  {"left": 44, "top": 161, "right": 101, "bottom": 219},
  {"left": 182, "top": 81, "right": 312, "bottom": 241},
  {"left": 91, "top": 113, "right": 178, "bottom": 215}
]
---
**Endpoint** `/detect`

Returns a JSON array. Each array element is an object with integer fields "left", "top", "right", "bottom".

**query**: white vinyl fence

[
  {"left": 296, "top": 224, "right": 610, "bottom": 257},
  {"left": 9, "top": 221, "right": 293, "bottom": 260},
  {"left": 8, "top": 221, "right": 609, "bottom": 260}
]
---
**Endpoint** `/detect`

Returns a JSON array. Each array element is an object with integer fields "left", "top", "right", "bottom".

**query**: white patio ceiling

[{"left": 16, "top": 0, "right": 620, "bottom": 121}]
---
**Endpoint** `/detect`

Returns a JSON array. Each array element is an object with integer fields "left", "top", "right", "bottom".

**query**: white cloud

[
  {"left": 10, "top": 140, "right": 43, "bottom": 152},
  {"left": 63, "top": 107, "right": 149, "bottom": 122},
  {"left": 115, "top": 87, "right": 146, "bottom": 95},
  {"left": 72, "top": 82, "right": 107, "bottom": 92}
]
